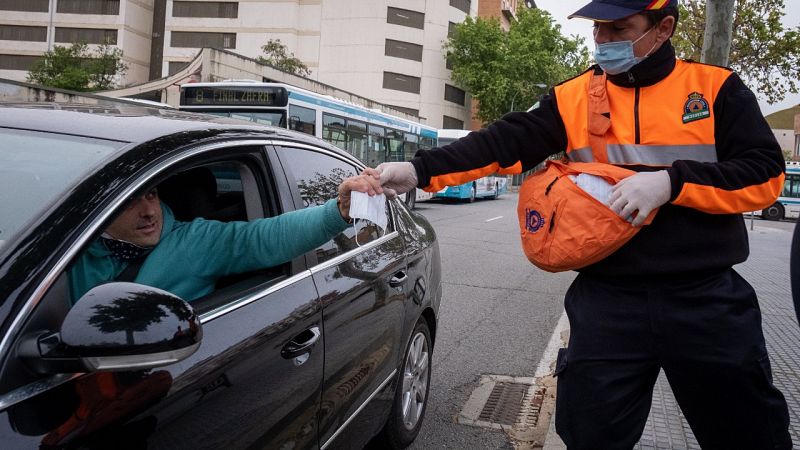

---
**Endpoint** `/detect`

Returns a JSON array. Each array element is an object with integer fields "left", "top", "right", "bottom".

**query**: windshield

[
  {"left": 203, "top": 110, "right": 287, "bottom": 128},
  {"left": 0, "top": 128, "right": 126, "bottom": 250}
]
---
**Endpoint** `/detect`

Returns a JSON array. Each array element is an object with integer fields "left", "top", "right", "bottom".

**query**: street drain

[
  {"left": 479, "top": 382, "right": 529, "bottom": 425},
  {"left": 458, "top": 375, "right": 545, "bottom": 431}
]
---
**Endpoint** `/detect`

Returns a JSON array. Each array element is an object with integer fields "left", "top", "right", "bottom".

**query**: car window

[
  {"left": 278, "top": 146, "right": 394, "bottom": 264},
  {"left": 57, "top": 153, "right": 293, "bottom": 316},
  {"left": 0, "top": 128, "right": 127, "bottom": 250}
]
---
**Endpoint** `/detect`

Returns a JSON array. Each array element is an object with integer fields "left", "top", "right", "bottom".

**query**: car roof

[{"left": 0, "top": 102, "right": 359, "bottom": 163}]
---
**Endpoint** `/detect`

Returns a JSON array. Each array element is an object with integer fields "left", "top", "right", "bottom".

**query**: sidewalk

[{"left": 542, "top": 222, "right": 800, "bottom": 448}]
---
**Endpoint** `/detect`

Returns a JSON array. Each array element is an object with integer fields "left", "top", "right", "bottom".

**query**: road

[{"left": 403, "top": 193, "right": 572, "bottom": 449}]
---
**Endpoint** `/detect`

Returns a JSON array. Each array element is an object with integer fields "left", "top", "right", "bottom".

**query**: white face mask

[{"left": 349, "top": 191, "right": 388, "bottom": 244}]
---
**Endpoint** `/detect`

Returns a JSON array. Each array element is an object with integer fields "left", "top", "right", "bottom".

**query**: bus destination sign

[{"left": 181, "top": 86, "right": 289, "bottom": 107}]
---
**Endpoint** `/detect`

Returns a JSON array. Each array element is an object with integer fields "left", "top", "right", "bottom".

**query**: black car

[{"left": 0, "top": 101, "right": 441, "bottom": 449}]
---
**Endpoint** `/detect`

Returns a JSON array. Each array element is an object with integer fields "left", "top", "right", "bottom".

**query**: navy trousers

[{"left": 554, "top": 269, "right": 791, "bottom": 449}]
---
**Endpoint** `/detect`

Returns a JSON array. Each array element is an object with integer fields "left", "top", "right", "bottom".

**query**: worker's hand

[
  {"left": 609, "top": 170, "right": 671, "bottom": 227},
  {"left": 362, "top": 162, "right": 418, "bottom": 199},
  {"left": 337, "top": 174, "right": 383, "bottom": 221}
]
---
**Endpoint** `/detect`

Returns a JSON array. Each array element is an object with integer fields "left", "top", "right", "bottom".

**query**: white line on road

[
  {"left": 535, "top": 311, "right": 569, "bottom": 378},
  {"left": 486, "top": 216, "right": 504, "bottom": 222}
]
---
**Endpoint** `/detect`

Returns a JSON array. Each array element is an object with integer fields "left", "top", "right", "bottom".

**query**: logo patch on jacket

[
  {"left": 525, "top": 208, "right": 545, "bottom": 233},
  {"left": 682, "top": 92, "right": 710, "bottom": 123}
]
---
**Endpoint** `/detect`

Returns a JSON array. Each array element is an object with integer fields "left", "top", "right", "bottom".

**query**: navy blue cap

[{"left": 569, "top": 0, "right": 678, "bottom": 21}]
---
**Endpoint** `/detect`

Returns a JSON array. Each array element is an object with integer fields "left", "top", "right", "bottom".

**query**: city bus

[
  {"left": 433, "top": 129, "right": 509, "bottom": 202},
  {"left": 753, "top": 161, "right": 800, "bottom": 221},
  {"left": 178, "top": 80, "right": 437, "bottom": 207}
]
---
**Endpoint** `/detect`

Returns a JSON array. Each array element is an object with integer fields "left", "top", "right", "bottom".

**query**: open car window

[{"left": 277, "top": 146, "right": 395, "bottom": 265}]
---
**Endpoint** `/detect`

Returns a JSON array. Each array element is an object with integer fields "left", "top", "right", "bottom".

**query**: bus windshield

[{"left": 202, "top": 110, "right": 286, "bottom": 128}]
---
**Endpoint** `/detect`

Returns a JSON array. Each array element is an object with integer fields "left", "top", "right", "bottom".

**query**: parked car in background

[{"left": 0, "top": 100, "right": 441, "bottom": 449}]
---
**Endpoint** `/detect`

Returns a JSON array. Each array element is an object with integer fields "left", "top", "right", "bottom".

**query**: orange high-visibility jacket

[{"left": 410, "top": 42, "right": 785, "bottom": 276}]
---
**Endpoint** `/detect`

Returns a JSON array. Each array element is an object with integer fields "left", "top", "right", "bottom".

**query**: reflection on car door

[{"left": 276, "top": 145, "right": 408, "bottom": 449}]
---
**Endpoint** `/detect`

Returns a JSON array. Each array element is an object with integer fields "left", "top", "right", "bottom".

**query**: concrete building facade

[
  {"left": 0, "top": 0, "right": 511, "bottom": 129},
  {"left": 0, "top": 0, "right": 154, "bottom": 84}
]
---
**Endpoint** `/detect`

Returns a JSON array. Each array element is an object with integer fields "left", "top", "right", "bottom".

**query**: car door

[
  {"left": 275, "top": 144, "right": 409, "bottom": 449},
  {"left": 0, "top": 143, "right": 324, "bottom": 449}
]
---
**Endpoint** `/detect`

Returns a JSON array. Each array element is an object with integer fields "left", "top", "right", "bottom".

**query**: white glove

[
  {"left": 373, "top": 162, "right": 418, "bottom": 199},
  {"left": 609, "top": 170, "right": 671, "bottom": 227}
]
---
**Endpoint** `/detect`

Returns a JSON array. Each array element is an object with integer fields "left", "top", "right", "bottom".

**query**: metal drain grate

[
  {"left": 518, "top": 387, "right": 545, "bottom": 428},
  {"left": 478, "top": 381, "right": 529, "bottom": 425}
]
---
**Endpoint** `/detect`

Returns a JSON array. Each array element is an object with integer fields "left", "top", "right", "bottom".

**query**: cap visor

[{"left": 568, "top": 3, "right": 642, "bottom": 21}]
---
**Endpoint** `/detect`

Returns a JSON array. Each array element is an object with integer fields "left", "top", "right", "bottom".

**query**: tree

[
  {"left": 257, "top": 39, "right": 311, "bottom": 77},
  {"left": 701, "top": 0, "right": 735, "bottom": 66},
  {"left": 27, "top": 41, "right": 127, "bottom": 91},
  {"left": 672, "top": 0, "right": 800, "bottom": 104},
  {"left": 445, "top": 8, "right": 589, "bottom": 125}
]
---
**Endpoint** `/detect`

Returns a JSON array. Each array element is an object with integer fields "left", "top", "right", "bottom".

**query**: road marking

[
  {"left": 486, "top": 216, "right": 504, "bottom": 222},
  {"left": 535, "top": 311, "right": 569, "bottom": 378}
]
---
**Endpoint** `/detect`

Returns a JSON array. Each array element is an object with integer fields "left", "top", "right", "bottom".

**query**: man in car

[{"left": 68, "top": 173, "right": 383, "bottom": 303}]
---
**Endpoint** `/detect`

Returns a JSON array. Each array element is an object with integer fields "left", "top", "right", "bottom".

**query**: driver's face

[{"left": 105, "top": 189, "right": 163, "bottom": 247}]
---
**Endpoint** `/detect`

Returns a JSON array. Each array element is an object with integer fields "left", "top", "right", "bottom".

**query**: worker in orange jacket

[{"left": 367, "top": 0, "right": 791, "bottom": 447}]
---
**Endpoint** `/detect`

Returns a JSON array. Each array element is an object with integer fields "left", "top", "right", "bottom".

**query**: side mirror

[{"left": 20, "top": 282, "right": 202, "bottom": 374}]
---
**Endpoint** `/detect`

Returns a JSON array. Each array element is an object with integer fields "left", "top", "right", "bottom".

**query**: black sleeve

[{"left": 410, "top": 92, "right": 568, "bottom": 190}]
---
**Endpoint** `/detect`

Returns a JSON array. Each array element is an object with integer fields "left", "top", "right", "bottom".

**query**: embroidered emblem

[
  {"left": 525, "top": 208, "right": 545, "bottom": 233},
  {"left": 682, "top": 92, "right": 710, "bottom": 123}
]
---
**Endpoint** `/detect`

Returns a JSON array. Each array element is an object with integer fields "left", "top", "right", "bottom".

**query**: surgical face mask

[
  {"left": 349, "top": 191, "right": 388, "bottom": 245},
  {"left": 593, "top": 27, "right": 657, "bottom": 75}
]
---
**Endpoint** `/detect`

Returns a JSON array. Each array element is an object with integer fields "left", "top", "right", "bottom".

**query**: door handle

[
  {"left": 281, "top": 326, "right": 321, "bottom": 359},
  {"left": 389, "top": 270, "right": 408, "bottom": 287}
]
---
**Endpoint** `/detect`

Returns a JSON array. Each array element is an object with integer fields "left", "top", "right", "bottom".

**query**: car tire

[
  {"left": 378, "top": 318, "right": 432, "bottom": 449},
  {"left": 763, "top": 202, "right": 785, "bottom": 221}
]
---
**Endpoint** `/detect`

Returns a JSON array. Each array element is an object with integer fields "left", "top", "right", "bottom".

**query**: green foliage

[
  {"left": 445, "top": 8, "right": 589, "bottom": 125},
  {"left": 27, "top": 42, "right": 127, "bottom": 91},
  {"left": 672, "top": 0, "right": 800, "bottom": 104},
  {"left": 257, "top": 39, "right": 311, "bottom": 77}
]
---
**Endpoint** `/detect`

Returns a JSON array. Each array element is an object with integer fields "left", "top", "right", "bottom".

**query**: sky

[{"left": 534, "top": 0, "right": 800, "bottom": 116}]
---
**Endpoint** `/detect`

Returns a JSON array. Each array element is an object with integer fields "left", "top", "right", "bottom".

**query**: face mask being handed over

[
  {"left": 594, "top": 27, "right": 657, "bottom": 75},
  {"left": 349, "top": 191, "right": 388, "bottom": 245}
]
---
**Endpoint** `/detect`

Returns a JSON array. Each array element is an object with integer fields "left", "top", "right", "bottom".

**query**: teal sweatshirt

[{"left": 69, "top": 199, "right": 349, "bottom": 303}]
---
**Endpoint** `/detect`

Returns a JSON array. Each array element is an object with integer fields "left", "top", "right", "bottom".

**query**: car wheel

[
  {"left": 379, "top": 319, "right": 432, "bottom": 449},
  {"left": 467, "top": 184, "right": 476, "bottom": 203},
  {"left": 762, "top": 202, "right": 784, "bottom": 221}
]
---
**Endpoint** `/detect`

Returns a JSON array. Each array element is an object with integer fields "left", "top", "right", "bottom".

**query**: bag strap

[
  {"left": 115, "top": 257, "right": 146, "bottom": 282},
  {"left": 587, "top": 67, "right": 611, "bottom": 163}
]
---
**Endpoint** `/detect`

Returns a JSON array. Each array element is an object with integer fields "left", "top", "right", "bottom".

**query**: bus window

[
  {"left": 784, "top": 174, "right": 800, "bottom": 198},
  {"left": 387, "top": 129, "right": 404, "bottom": 162},
  {"left": 322, "top": 113, "right": 347, "bottom": 150},
  {"left": 420, "top": 136, "right": 435, "bottom": 150},
  {"left": 347, "top": 120, "right": 368, "bottom": 163},
  {"left": 368, "top": 125, "right": 387, "bottom": 167},
  {"left": 206, "top": 111, "right": 286, "bottom": 127},
  {"left": 403, "top": 133, "right": 419, "bottom": 161},
  {"left": 289, "top": 104, "right": 316, "bottom": 136}
]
